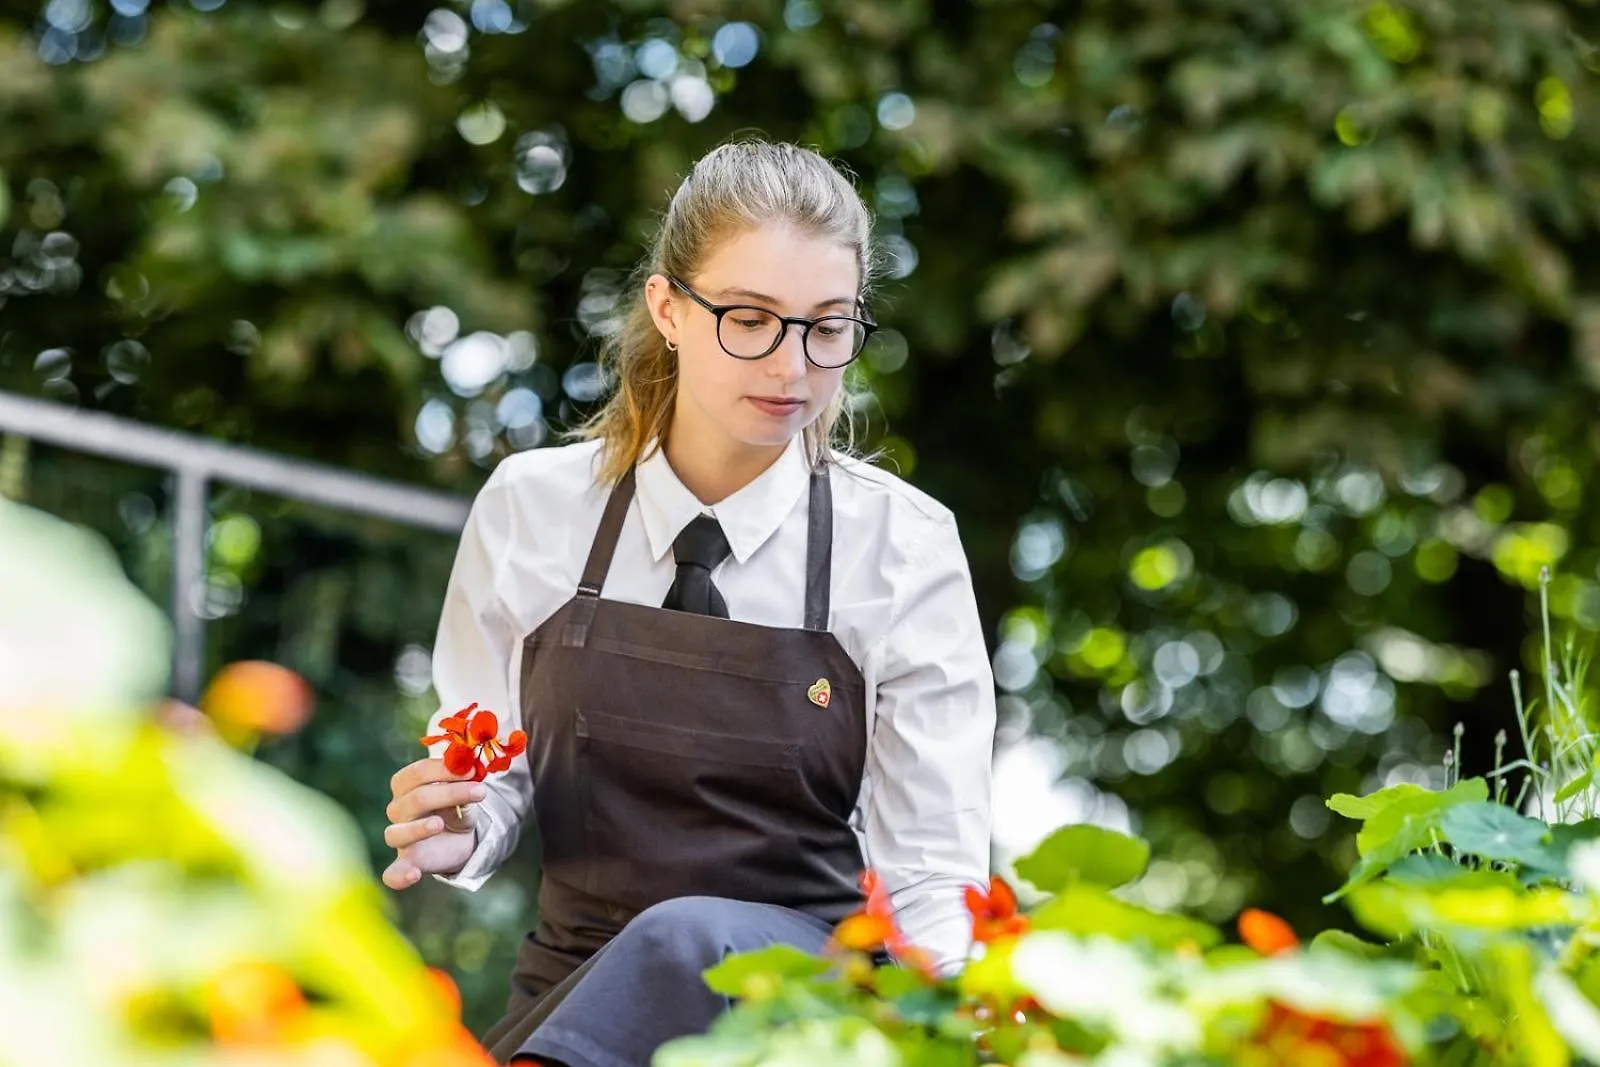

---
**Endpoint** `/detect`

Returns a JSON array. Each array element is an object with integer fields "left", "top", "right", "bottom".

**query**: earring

[{"left": 666, "top": 340, "right": 678, "bottom": 352}]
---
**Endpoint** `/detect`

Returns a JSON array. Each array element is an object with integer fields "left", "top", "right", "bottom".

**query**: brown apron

[{"left": 481, "top": 462, "right": 867, "bottom": 1057}]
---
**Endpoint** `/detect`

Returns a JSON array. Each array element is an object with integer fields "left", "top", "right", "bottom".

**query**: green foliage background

[{"left": 3, "top": 0, "right": 1599, "bottom": 1037}]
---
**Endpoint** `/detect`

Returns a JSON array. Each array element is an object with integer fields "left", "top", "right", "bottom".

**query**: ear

[{"left": 644, "top": 273, "right": 680, "bottom": 349}]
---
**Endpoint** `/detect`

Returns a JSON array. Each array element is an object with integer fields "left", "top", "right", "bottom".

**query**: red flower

[
  {"left": 965, "top": 876, "right": 1029, "bottom": 944},
  {"left": 1238, "top": 907, "right": 1300, "bottom": 956},
  {"left": 1252, "top": 1000, "right": 1407, "bottom": 1066},
  {"left": 421, "top": 703, "right": 527, "bottom": 782},
  {"left": 830, "top": 869, "right": 938, "bottom": 978}
]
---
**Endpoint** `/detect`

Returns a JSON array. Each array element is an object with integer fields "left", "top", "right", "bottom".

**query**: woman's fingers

[
  {"left": 385, "top": 779, "right": 486, "bottom": 825},
  {"left": 384, "top": 816, "right": 446, "bottom": 850},
  {"left": 382, "top": 856, "right": 422, "bottom": 891},
  {"left": 389, "top": 756, "right": 472, "bottom": 799}
]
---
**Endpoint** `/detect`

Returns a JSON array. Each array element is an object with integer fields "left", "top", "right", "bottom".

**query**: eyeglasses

[{"left": 667, "top": 275, "right": 878, "bottom": 369}]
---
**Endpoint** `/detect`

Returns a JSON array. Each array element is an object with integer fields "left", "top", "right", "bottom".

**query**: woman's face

[{"left": 647, "top": 224, "right": 861, "bottom": 455}]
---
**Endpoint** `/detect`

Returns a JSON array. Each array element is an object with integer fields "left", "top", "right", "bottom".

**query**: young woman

[{"left": 382, "top": 141, "right": 995, "bottom": 1067}]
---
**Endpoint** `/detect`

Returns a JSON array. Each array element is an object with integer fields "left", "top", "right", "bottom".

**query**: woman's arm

[
  {"left": 862, "top": 510, "right": 996, "bottom": 974},
  {"left": 425, "top": 464, "right": 534, "bottom": 890}
]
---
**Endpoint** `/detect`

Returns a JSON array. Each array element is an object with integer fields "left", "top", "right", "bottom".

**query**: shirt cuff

[
  {"left": 431, "top": 797, "right": 507, "bottom": 891},
  {"left": 892, "top": 875, "right": 979, "bottom": 976}
]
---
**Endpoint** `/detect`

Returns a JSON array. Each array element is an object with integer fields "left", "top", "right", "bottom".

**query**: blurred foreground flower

[
  {"left": 966, "top": 875, "right": 1029, "bottom": 944},
  {"left": 0, "top": 499, "right": 494, "bottom": 1066},
  {"left": 829, "top": 868, "right": 936, "bottom": 977},
  {"left": 200, "top": 658, "right": 316, "bottom": 746},
  {"left": 1238, "top": 907, "right": 1301, "bottom": 957},
  {"left": 1250, "top": 999, "right": 1407, "bottom": 1066}
]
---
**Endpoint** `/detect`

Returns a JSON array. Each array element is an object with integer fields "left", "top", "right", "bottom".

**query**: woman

[{"left": 382, "top": 141, "right": 995, "bottom": 1067}]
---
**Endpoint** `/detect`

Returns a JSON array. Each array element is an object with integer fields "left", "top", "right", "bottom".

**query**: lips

[{"left": 749, "top": 397, "right": 805, "bottom": 417}]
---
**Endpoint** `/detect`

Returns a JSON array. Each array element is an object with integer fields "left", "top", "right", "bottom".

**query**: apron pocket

[{"left": 574, "top": 709, "right": 805, "bottom": 904}]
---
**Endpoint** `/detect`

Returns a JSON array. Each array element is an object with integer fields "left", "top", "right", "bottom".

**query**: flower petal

[
  {"left": 443, "top": 743, "right": 479, "bottom": 777},
  {"left": 487, "top": 754, "right": 511, "bottom": 774},
  {"left": 503, "top": 730, "right": 528, "bottom": 757},
  {"left": 989, "top": 876, "right": 1019, "bottom": 916},
  {"left": 468, "top": 710, "right": 500, "bottom": 743},
  {"left": 964, "top": 884, "right": 988, "bottom": 920}
]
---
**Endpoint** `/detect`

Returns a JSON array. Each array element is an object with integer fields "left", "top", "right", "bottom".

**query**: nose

[{"left": 766, "top": 324, "right": 808, "bottom": 382}]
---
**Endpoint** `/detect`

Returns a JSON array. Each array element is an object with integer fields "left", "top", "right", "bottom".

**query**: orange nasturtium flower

[
  {"left": 205, "top": 961, "right": 307, "bottom": 1045},
  {"left": 1238, "top": 907, "right": 1300, "bottom": 956},
  {"left": 421, "top": 703, "right": 528, "bottom": 782},
  {"left": 1251, "top": 1000, "right": 1408, "bottom": 1066},
  {"left": 965, "top": 876, "right": 1029, "bottom": 944},
  {"left": 831, "top": 869, "right": 938, "bottom": 978}
]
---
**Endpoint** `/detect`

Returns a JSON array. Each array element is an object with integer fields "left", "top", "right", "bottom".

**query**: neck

[{"left": 662, "top": 421, "right": 789, "bottom": 505}]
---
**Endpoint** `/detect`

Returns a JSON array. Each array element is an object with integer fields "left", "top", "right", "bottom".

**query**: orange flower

[
  {"left": 1238, "top": 907, "right": 1300, "bottom": 956},
  {"left": 427, "top": 967, "right": 462, "bottom": 1019},
  {"left": 421, "top": 703, "right": 528, "bottom": 782},
  {"left": 830, "top": 869, "right": 938, "bottom": 978},
  {"left": 199, "top": 661, "right": 315, "bottom": 737},
  {"left": 1252, "top": 1000, "right": 1407, "bottom": 1066},
  {"left": 205, "top": 961, "right": 306, "bottom": 1045},
  {"left": 395, "top": 1023, "right": 498, "bottom": 1067},
  {"left": 965, "top": 876, "right": 1029, "bottom": 944}
]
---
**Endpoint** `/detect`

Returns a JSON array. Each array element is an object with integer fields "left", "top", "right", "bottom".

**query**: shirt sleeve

[
  {"left": 862, "top": 511, "right": 996, "bottom": 975},
  {"left": 428, "top": 464, "right": 533, "bottom": 891}
]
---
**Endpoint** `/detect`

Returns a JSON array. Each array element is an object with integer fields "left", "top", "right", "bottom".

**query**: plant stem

[{"left": 1511, "top": 669, "right": 1543, "bottom": 821}]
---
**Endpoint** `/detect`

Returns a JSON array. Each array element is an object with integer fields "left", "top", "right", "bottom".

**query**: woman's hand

[{"left": 381, "top": 758, "right": 487, "bottom": 890}]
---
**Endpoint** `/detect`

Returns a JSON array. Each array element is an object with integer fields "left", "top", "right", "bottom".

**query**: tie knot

[{"left": 673, "top": 515, "right": 731, "bottom": 571}]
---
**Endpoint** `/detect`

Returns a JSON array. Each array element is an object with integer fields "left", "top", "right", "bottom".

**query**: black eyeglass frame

[{"left": 666, "top": 274, "right": 878, "bottom": 369}]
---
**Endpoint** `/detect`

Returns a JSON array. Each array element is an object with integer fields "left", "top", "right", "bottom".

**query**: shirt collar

[{"left": 634, "top": 436, "right": 811, "bottom": 566}]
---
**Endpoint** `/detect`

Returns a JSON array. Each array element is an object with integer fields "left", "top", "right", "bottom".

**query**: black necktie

[{"left": 662, "top": 515, "right": 732, "bottom": 618}]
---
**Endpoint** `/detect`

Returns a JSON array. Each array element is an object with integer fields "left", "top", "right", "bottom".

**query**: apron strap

[
  {"left": 803, "top": 467, "right": 833, "bottom": 632},
  {"left": 577, "top": 466, "right": 637, "bottom": 598},
  {"left": 575, "top": 458, "right": 832, "bottom": 632}
]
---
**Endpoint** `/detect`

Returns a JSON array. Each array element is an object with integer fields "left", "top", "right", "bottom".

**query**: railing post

[{"left": 171, "top": 466, "right": 208, "bottom": 705}]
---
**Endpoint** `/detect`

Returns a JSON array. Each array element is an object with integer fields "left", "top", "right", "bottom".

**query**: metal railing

[{"left": 0, "top": 390, "right": 470, "bottom": 702}]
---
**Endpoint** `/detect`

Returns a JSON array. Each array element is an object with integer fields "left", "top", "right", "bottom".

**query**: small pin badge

[{"left": 807, "top": 677, "right": 832, "bottom": 708}]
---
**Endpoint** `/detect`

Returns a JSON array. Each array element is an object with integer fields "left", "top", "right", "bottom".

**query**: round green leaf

[
  {"left": 1438, "top": 801, "right": 1554, "bottom": 866},
  {"left": 700, "top": 944, "right": 830, "bottom": 998},
  {"left": 1013, "top": 824, "right": 1152, "bottom": 892}
]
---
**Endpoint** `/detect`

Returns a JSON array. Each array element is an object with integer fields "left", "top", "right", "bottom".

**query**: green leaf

[
  {"left": 887, "top": 986, "right": 962, "bottom": 1027},
  {"left": 1438, "top": 801, "right": 1555, "bottom": 866},
  {"left": 1308, "top": 929, "right": 1390, "bottom": 960},
  {"left": 1348, "top": 880, "right": 1578, "bottom": 938},
  {"left": 1384, "top": 852, "right": 1467, "bottom": 886},
  {"left": 1494, "top": 942, "right": 1572, "bottom": 1067},
  {"left": 1029, "top": 884, "right": 1220, "bottom": 950},
  {"left": 1555, "top": 766, "right": 1596, "bottom": 806},
  {"left": 1355, "top": 778, "right": 1488, "bottom": 858},
  {"left": 1327, "top": 782, "right": 1433, "bottom": 822},
  {"left": 1013, "top": 823, "right": 1152, "bottom": 892},
  {"left": 1323, "top": 812, "right": 1441, "bottom": 903},
  {"left": 958, "top": 937, "right": 1024, "bottom": 1006},
  {"left": 1323, "top": 779, "right": 1492, "bottom": 903},
  {"left": 872, "top": 965, "right": 927, "bottom": 999},
  {"left": 1548, "top": 818, "right": 1600, "bottom": 860},
  {"left": 701, "top": 944, "right": 831, "bottom": 998}
]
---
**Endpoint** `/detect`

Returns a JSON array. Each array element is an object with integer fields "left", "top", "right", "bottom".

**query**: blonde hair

[{"left": 575, "top": 140, "right": 878, "bottom": 485}]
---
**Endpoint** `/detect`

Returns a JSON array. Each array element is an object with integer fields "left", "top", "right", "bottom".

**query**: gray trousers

[{"left": 492, "top": 895, "right": 832, "bottom": 1067}]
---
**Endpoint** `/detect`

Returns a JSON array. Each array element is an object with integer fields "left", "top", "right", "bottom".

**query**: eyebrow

[{"left": 712, "top": 287, "right": 857, "bottom": 312}]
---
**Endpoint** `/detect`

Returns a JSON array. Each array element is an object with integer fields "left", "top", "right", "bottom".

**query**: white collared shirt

[{"left": 427, "top": 435, "right": 996, "bottom": 973}]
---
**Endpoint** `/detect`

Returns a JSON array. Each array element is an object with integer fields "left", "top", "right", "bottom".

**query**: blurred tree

[{"left": 2, "top": 0, "right": 1599, "bottom": 1035}]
